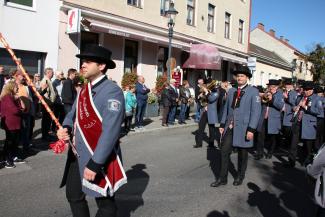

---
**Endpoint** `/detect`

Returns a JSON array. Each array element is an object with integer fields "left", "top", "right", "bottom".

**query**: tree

[{"left": 308, "top": 43, "right": 325, "bottom": 84}]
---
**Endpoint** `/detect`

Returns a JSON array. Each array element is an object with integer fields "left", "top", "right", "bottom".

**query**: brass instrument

[
  {"left": 199, "top": 80, "right": 217, "bottom": 107},
  {"left": 262, "top": 91, "right": 272, "bottom": 104}
]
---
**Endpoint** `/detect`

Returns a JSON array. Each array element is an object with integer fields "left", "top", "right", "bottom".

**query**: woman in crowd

[
  {"left": 0, "top": 81, "right": 25, "bottom": 168},
  {"left": 124, "top": 84, "right": 137, "bottom": 132}
]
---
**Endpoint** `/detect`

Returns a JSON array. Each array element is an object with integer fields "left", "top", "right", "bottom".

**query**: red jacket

[{"left": 0, "top": 95, "right": 22, "bottom": 131}]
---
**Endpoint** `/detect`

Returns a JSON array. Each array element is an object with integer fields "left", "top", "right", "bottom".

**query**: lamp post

[
  {"left": 291, "top": 59, "right": 297, "bottom": 84},
  {"left": 166, "top": 1, "right": 178, "bottom": 81}
]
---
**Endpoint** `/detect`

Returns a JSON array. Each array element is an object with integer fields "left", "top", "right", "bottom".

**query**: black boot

[
  {"left": 233, "top": 176, "right": 244, "bottom": 186},
  {"left": 254, "top": 152, "right": 263, "bottom": 160}
]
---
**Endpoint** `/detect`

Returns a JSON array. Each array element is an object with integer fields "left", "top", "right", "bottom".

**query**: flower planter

[{"left": 145, "top": 103, "right": 159, "bottom": 118}]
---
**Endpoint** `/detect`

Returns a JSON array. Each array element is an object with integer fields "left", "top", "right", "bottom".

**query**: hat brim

[
  {"left": 76, "top": 54, "right": 116, "bottom": 69},
  {"left": 232, "top": 71, "right": 252, "bottom": 78}
]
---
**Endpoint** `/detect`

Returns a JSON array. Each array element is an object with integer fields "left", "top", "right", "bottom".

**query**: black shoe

[
  {"left": 182, "top": 121, "right": 187, "bottom": 124},
  {"left": 284, "top": 159, "right": 295, "bottom": 168},
  {"left": 208, "top": 145, "right": 216, "bottom": 149},
  {"left": 233, "top": 177, "right": 244, "bottom": 186},
  {"left": 178, "top": 122, "right": 183, "bottom": 125},
  {"left": 254, "top": 153, "right": 263, "bottom": 160},
  {"left": 193, "top": 145, "right": 202, "bottom": 148},
  {"left": 13, "top": 157, "right": 26, "bottom": 164},
  {"left": 162, "top": 124, "right": 168, "bottom": 127},
  {"left": 5, "top": 161, "right": 15, "bottom": 168},
  {"left": 210, "top": 179, "right": 227, "bottom": 187}
]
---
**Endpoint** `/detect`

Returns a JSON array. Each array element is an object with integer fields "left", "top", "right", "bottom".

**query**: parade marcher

[
  {"left": 57, "top": 44, "right": 126, "bottom": 217},
  {"left": 288, "top": 81, "right": 323, "bottom": 167},
  {"left": 40, "top": 67, "right": 56, "bottom": 141},
  {"left": 167, "top": 79, "right": 179, "bottom": 125},
  {"left": 0, "top": 81, "right": 25, "bottom": 168},
  {"left": 194, "top": 77, "right": 204, "bottom": 122},
  {"left": 281, "top": 79, "right": 298, "bottom": 149},
  {"left": 314, "top": 86, "right": 324, "bottom": 150},
  {"left": 178, "top": 80, "right": 191, "bottom": 124},
  {"left": 135, "top": 75, "right": 150, "bottom": 129},
  {"left": 255, "top": 79, "right": 284, "bottom": 160},
  {"left": 194, "top": 81, "right": 219, "bottom": 148},
  {"left": 61, "top": 68, "right": 77, "bottom": 115},
  {"left": 211, "top": 67, "right": 261, "bottom": 187}
]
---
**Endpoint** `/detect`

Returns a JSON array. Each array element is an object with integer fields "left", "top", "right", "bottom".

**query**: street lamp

[{"left": 166, "top": 1, "right": 178, "bottom": 81}]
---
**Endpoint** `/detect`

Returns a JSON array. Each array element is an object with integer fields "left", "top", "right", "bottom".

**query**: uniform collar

[
  {"left": 237, "top": 83, "right": 248, "bottom": 90},
  {"left": 91, "top": 74, "right": 106, "bottom": 86}
]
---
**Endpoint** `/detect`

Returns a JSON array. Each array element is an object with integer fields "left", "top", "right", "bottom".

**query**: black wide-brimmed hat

[
  {"left": 76, "top": 44, "right": 116, "bottom": 69},
  {"left": 314, "top": 85, "right": 324, "bottom": 93},
  {"left": 266, "top": 79, "right": 281, "bottom": 86},
  {"left": 231, "top": 66, "right": 252, "bottom": 78},
  {"left": 283, "top": 78, "right": 293, "bottom": 85},
  {"left": 302, "top": 81, "right": 314, "bottom": 90}
]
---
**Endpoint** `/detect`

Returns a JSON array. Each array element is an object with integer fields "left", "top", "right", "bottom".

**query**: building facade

[
  {"left": 250, "top": 23, "right": 313, "bottom": 82},
  {"left": 0, "top": 0, "right": 60, "bottom": 75},
  {"left": 58, "top": 0, "right": 251, "bottom": 88}
]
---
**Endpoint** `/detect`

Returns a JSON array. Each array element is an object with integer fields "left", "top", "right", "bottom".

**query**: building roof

[{"left": 249, "top": 43, "right": 292, "bottom": 69}]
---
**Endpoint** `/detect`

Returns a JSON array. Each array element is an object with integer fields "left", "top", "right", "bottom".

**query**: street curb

[{"left": 126, "top": 122, "right": 197, "bottom": 136}]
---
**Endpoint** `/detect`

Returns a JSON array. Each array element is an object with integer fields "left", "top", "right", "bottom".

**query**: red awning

[{"left": 182, "top": 44, "right": 221, "bottom": 70}]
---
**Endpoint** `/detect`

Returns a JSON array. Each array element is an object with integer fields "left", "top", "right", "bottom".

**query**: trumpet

[
  {"left": 199, "top": 80, "right": 217, "bottom": 107},
  {"left": 262, "top": 91, "right": 272, "bottom": 103}
]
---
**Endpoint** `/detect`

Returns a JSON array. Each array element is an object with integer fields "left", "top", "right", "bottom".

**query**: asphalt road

[{"left": 0, "top": 125, "right": 318, "bottom": 217}]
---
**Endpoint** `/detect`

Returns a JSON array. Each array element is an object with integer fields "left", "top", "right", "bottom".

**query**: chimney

[
  {"left": 280, "top": 36, "right": 284, "bottom": 41},
  {"left": 269, "top": 29, "right": 275, "bottom": 37},
  {"left": 257, "top": 23, "right": 265, "bottom": 31},
  {"left": 285, "top": 39, "right": 290, "bottom": 43}
]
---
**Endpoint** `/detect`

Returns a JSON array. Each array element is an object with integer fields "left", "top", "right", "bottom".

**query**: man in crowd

[
  {"left": 167, "top": 79, "right": 178, "bottom": 125},
  {"left": 194, "top": 77, "right": 204, "bottom": 122},
  {"left": 61, "top": 68, "right": 77, "bottom": 115},
  {"left": 40, "top": 67, "right": 56, "bottom": 141},
  {"left": 57, "top": 44, "right": 126, "bottom": 217},
  {"left": 135, "top": 75, "right": 150, "bottom": 130},
  {"left": 211, "top": 67, "right": 261, "bottom": 187},
  {"left": 52, "top": 70, "right": 65, "bottom": 127},
  {"left": 255, "top": 79, "right": 284, "bottom": 160}
]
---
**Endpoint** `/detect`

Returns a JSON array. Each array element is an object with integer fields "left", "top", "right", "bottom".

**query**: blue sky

[{"left": 251, "top": 0, "right": 325, "bottom": 53}]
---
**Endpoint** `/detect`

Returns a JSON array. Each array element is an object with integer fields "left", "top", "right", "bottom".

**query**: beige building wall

[
  {"left": 252, "top": 62, "right": 292, "bottom": 87},
  {"left": 62, "top": 0, "right": 250, "bottom": 54}
]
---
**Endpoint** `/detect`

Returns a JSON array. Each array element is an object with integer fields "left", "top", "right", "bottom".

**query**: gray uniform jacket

[
  {"left": 257, "top": 89, "right": 284, "bottom": 134},
  {"left": 283, "top": 90, "right": 298, "bottom": 127},
  {"left": 299, "top": 94, "right": 323, "bottom": 140},
  {"left": 317, "top": 96, "right": 325, "bottom": 118},
  {"left": 61, "top": 77, "right": 125, "bottom": 197},
  {"left": 307, "top": 145, "right": 325, "bottom": 178},
  {"left": 220, "top": 85, "right": 261, "bottom": 148},
  {"left": 207, "top": 90, "right": 219, "bottom": 124}
]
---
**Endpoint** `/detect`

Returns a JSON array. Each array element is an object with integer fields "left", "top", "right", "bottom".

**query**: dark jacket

[
  {"left": 161, "top": 87, "right": 171, "bottom": 107},
  {"left": 61, "top": 78, "right": 77, "bottom": 105},
  {"left": 195, "top": 84, "right": 201, "bottom": 103},
  {"left": 0, "top": 95, "right": 22, "bottom": 131},
  {"left": 179, "top": 85, "right": 190, "bottom": 104},
  {"left": 0, "top": 74, "right": 4, "bottom": 93},
  {"left": 135, "top": 81, "right": 150, "bottom": 102},
  {"left": 168, "top": 85, "right": 178, "bottom": 106}
]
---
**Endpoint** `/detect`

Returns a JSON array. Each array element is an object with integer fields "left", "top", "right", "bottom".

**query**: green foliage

[
  {"left": 155, "top": 75, "right": 167, "bottom": 95},
  {"left": 308, "top": 44, "right": 325, "bottom": 84},
  {"left": 147, "top": 92, "right": 158, "bottom": 104},
  {"left": 121, "top": 72, "right": 138, "bottom": 90}
]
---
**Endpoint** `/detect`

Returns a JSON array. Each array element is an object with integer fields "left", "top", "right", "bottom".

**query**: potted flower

[{"left": 145, "top": 91, "right": 159, "bottom": 117}]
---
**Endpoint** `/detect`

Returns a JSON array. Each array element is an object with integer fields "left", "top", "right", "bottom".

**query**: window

[
  {"left": 160, "top": 0, "right": 170, "bottom": 16},
  {"left": 157, "top": 47, "right": 168, "bottom": 77},
  {"left": 187, "top": 0, "right": 195, "bottom": 26},
  {"left": 124, "top": 40, "right": 138, "bottom": 74},
  {"left": 299, "top": 62, "right": 303, "bottom": 73},
  {"left": 5, "top": 0, "right": 35, "bottom": 10},
  {"left": 225, "top": 12, "right": 231, "bottom": 39},
  {"left": 207, "top": 4, "right": 215, "bottom": 32},
  {"left": 238, "top": 19, "right": 244, "bottom": 43},
  {"left": 127, "top": 0, "right": 141, "bottom": 8}
]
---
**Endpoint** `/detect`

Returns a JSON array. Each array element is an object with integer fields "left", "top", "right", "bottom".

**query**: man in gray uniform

[
  {"left": 256, "top": 79, "right": 285, "bottom": 159},
  {"left": 288, "top": 81, "right": 323, "bottom": 167},
  {"left": 210, "top": 67, "right": 261, "bottom": 187},
  {"left": 57, "top": 45, "right": 126, "bottom": 217}
]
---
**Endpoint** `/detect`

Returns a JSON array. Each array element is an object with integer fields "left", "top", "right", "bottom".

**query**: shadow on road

[
  {"left": 207, "top": 210, "right": 231, "bottom": 217},
  {"left": 249, "top": 161, "right": 317, "bottom": 217},
  {"left": 116, "top": 163, "right": 149, "bottom": 217}
]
